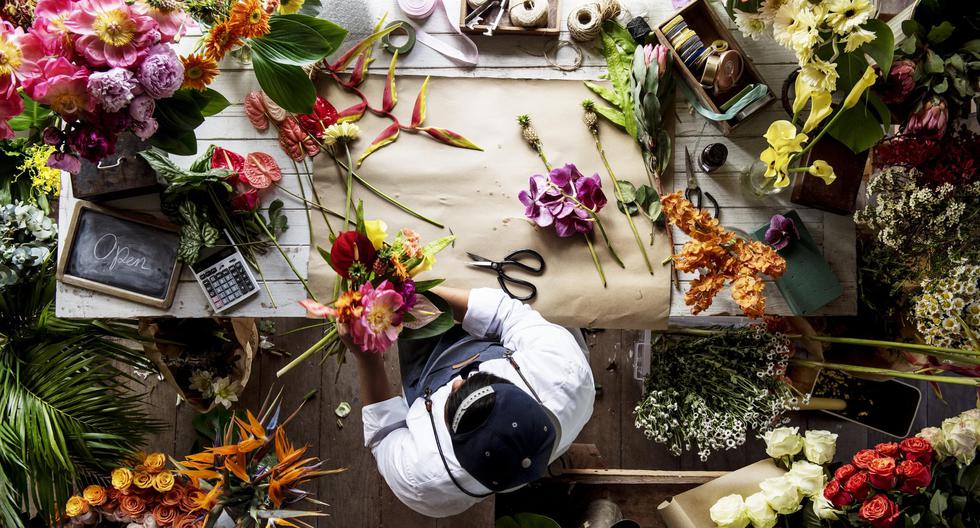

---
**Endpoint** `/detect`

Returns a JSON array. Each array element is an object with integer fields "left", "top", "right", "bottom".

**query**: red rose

[
  {"left": 844, "top": 471, "right": 872, "bottom": 500},
  {"left": 330, "top": 231, "right": 377, "bottom": 279},
  {"left": 896, "top": 459, "right": 931, "bottom": 494},
  {"left": 823, "top": 479, "right": 854, "bottom": 508},
  {"left": 853, "top": 449, "right": 878, "bottom": 469},
  {"left": 859, "top": 495, "right": 900, "bottom": 528},
  {"left": 899, "top": 437, "right": 935, "bottom": 465},
  {"left": 875, "top": 442, "right": 900, "bottom": 458},
  {"left": 867, "top": 457, "right": 897, "bottom": 489},
  {"left": 835, "top": 463, "right": 858, "bottom": 481}
]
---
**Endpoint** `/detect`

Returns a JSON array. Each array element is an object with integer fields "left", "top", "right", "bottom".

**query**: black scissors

[
  {"left": 466, "top": 249, "right": 545, "bottom": 302},
  {"left": 684, "top": 146, "right": 721, "bottom": 219}
]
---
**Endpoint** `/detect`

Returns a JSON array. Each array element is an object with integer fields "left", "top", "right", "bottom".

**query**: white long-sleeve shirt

[{"left": 361, "top": 288, "right": 595, "bottom": 518}]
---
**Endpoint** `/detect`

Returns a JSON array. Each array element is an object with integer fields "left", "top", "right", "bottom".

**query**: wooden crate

[
  {"left": 459, "top": 0, "right": 561, "bottom": 36},
  {"left": 653, "top": 0, "right": 775, "bottom": 135}
]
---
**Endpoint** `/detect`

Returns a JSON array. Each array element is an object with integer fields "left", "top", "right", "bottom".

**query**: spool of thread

[
  {"left": 566, "top": 0, "right": 621, "bottom": 41},
  {"left": 510, "top": 0, "right": 549, "bottom": 28}
]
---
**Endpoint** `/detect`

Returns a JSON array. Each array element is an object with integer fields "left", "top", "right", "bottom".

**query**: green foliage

[
  {"left": 152, "top": 88, "right": 230, "bottom": 155},
  {"left": 585, "top": 20, "right": 638, "bottom": 138},
  {"left": 177, "top": 201, "right": 220, "bottom": 263},
  {"left": 495, "top": 513, "right": 561, "bottom": 528},
  {"left": 861, "top": 19, "right": 895, "bottom": 78},
  {"left": 7, "top": 93, "right": 52, "bottom": 133},
  {"left": 616, "top": 182, "right": 662, "bottom": 222},
  {"left": 399, "top": 292, "right": 454, "bottom": 341}
]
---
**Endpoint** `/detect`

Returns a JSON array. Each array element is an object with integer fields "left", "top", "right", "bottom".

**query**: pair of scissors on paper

[
  {"left": 467, "top": 249, "right": 545, "bottom": 302},
  {"left": 684, "top": 146, "right": 721, "bottom": 219}
]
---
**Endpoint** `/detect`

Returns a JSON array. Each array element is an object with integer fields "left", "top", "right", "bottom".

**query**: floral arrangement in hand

[
  {"left": 63, "top": 452, "right": 209, "bottom": 528},
  {"left": 0, "top": 0, "right": 230, "bottom": 165},
  {"left": 0, "top": 201, "right": 56, "bottom": 289},
  {"left": 661, "top": 192, "right": 785, "bottom": 317}
]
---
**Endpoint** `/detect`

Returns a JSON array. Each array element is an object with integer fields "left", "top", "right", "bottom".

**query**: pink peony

[
  {"left": 30, "top": 0, "right": 76, "bottom": 56},
  {"left": 64, "top": 0, "right": 158, "bottom": 68},
  {"left": 145, "top": 5, "right": 194, "bottom": 44},
  {"left": 349, "top": 281, "right": 405, "bottom": 353},
  {"left": 0, "top": 21, "right": 42, "bottom": 91},
  {"left": 25, "top": 57, "right": 91, "bottom": 118}
]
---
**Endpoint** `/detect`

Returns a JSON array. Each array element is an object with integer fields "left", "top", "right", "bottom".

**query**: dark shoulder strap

[{"left": 424, "top": 389, "right": 493, "bottom": 498}]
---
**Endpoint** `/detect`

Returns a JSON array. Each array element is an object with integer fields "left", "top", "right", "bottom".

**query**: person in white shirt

[{"left": 346, "top": 286, "right": 595, "bottom": 518}]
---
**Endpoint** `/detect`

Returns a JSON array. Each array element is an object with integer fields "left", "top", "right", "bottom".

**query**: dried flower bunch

[
  {"left": 634, "top": 326, "right": 797, "bottom": 461},
  {"left": 913, "top": 263, "right": 980, "bottom": 350},
  {"left": 661, "top": 192, "right": 786, "bottom": 318}
]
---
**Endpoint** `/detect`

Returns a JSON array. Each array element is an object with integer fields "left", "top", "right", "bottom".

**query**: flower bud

[{"left": 906, "top": 97, "right": 948, "bottom": 137}]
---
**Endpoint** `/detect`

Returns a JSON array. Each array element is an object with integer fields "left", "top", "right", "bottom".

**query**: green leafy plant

[
  {"left": 496, "top": 513, "right": 561, "bottom": 528},
  {"left": 152, "top": 88, "right": 230, "bottom": 155},
  {"left": 585, "top": 20, "right": 639, "bottom": 139}
]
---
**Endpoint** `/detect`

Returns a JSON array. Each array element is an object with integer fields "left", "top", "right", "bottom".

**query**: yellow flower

[
  {"left": 844, "top": 28, "right": 876, "bottom": 53},
  {"left": 82, "top": 485, "right": 108, "bottom": 506},
  {"left": 760, "top": 147, "right": 793, "bottom": 188},
  {"left": 133, "top": 471, "right": 155, "bottom": 489},
  {"left": 153, "top": 470, "right": 176, "bottom": 492},
  {"left": 842, "top": 65, "right": 878, "bottom": 110},
  {"left": 800, "top": 57, "right": 839, "bottom": 93},
  {"left": 807, "top": 160, "right": 837, "bottom": 185},
  {"left": 826, "top": 0, "right": 873, "bottom": 35},
  {"left": 410, "top": 253, "right": 435, "bottom": 277},
  {"left": 322, "top": 122, "right": 360, "bottom": 148},
  {"left": 278, "top": 0, "right": 304, "bottom": 14},
  {"left": 143, "top": 452, "right": 167, "bottom": 473},
  {"left": 65, "top": 496, "right": 89, "bottom": 517},
  {"left": 764, "top": 120, "right": 807, "bottom": 154},
  {"left": 364, "top": 219, "right": 388, "bottom": 250},
  {"left": 111, "top": 467, "right": 134, "bottom": 490},
  {"left": 802, "top": 90, "right": 833, "bottom": 133},
  {"left": 792, "top": 73, "right": 813, "bottom": 116},
  {"left": 18, "top": 144, "right": 61, "bottom": 197}
]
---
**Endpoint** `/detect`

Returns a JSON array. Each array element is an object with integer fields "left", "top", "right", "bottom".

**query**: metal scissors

[
  {"left": 684, "top": 146, "right": 721, "bottom": 219},
  {"left": 467, "top": 249, "right": 545, "bottom": 302}
]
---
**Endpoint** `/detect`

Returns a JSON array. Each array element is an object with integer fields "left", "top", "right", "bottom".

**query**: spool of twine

[
  {"left": 567, "top": 0, "right": 622, "bottom": 41},
  {"left": 510, "top": 0, "right": 550, "bottom": 28},
  {"left": 467, "top": 0, "right": 490, "bottom": 9}
]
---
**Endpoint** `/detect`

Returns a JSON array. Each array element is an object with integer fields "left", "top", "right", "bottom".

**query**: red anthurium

[
  {"left": 241, "top": 152, "right": 282, "bottom": 189},
  {"left": 298, "top": 97, "right": 339, "bottom": 140},
  {"left": 231, "top": 188, "right": 260, "bottom": 212},
  {"left": 330, "top": 231, "right": 377, "bottom": 279},
  {"left": 211, "top": 147, "right": 245, "bottom": 174}
]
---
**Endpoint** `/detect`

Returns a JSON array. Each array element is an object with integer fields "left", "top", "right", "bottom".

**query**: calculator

[{"left": 191, "top": 244, "right": 259, "bottom": 313}]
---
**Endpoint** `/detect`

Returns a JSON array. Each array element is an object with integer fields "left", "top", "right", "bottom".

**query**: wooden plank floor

[{"left": 137, "top": 319, "right": 978, "bottom": 527}]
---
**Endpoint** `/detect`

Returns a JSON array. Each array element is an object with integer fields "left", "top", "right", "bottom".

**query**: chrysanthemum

[
  {"left": 322, "top": 122, "right": 360, "bottom": 147},
  {"left": 180, "top": 53, "right": 218, "bottom": 90},
  {"left": 825, "top": 0, "right": 874, "bottom": 35},
  {"left": 228, "top": 0, "right": 269, "bottom": 39},
  {"left": 800, "top": 57, "right": 839, "bottom": 93},
  {"left": 203, "top": 20, "right": 241, "bottom": 61}
]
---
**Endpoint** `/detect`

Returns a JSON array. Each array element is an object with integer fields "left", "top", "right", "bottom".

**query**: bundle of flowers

[
  {"left": 634, "top": 325, "right": 798, "bottom": 461},
  {"left": 0, "top": 139, "right": 62, "bottom": 212},
  {"left": 709, "top": 407, "right": 980, "bottom": 528},
  {"left": 913, "top": 263, "right": 980, "bottom": 351},
  {"left": 63, "top": 452, "right": 209, "bottom": 528},
  {"left": 289, "top": 211, "right": 454, "bottom": 367},
  {"left": 872, "top": 127, "right": 979, "bottom": 188},
  {"left": 660, "top": 192, "right": 786, "bottom": 318},
  {"left": 0, "top": 0, "right": 229, "bottom": 165},
  {"left": 0, "top": 201, "right": 56, "bottom": 289},
  {"left": 177, "top": 400, "right": 344, "bottom": 527}
]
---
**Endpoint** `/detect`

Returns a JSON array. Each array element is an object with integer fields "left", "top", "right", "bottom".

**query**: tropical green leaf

[
  {"left": 927, "top": 21, "right": 955, "bottom": 45},
  {"left": 496, "top": 513, "right": 561, "bottom": 528},
  {"left": 413, "top": 278, "right": 444, "bottom": 293},
  {"left": 827, "top": 98, "right": 885, "bottom": 153},
  {"left": 150, "top": 130, "right": 198, "bottom": 155},
  {"left": 591, "top": 104, "right": 626, "bottom": 128},
  {"left": 250, "top": 14, "right": 346, "bottom": 65},
  {"left": 861, "top": 19, "right": 895, "bottom": 77},
  {"left": 198, "top": 89, "right": 231, "bottom": 117},
  {"left": 8, "top": 93, "right": 51, "bottom": 132},
  {"left": 251, "top": 51, "right": 317, "bottom": 114}
]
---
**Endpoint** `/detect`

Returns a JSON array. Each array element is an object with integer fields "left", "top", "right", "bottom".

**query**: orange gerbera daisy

[
  {"left": 228, "top": 0, "right": 270, "bottom": 39},
  {"left": 204, "top": 20, "right": 241, "bottom": 62},
  {"left": 181, "top": 54, "right": 219, "bottom": 90}
]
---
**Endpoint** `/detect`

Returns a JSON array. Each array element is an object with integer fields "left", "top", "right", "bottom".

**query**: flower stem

[
  {"left": 254, "top": 212, "right": 318, "bottom": 303},
  {"left": 275, "top": 183, "right": 345, "bottom": 220},
  {"left": 583, "top": 232, "right": 607, "bottom": 288},
  {"left": 302, "top": 157, "right": 336, "bottom": 239},
  {"left": 790, "top": 359, "right": 980, "bottom": 387},
  {"left": 291, "top": 160, "right": 314, "bottom": 246},
  {"left": 277, "top": 326, "right": 338, "bottom": 378},
  {"left": 546, "top": 181, "right": 625, "bottom": 269},
  {"left": 333, "top": 157, "right": 445, "bottom": 229},
  {"left": 536, "top": 147, "right": 553, "bottom": 172},
  {"left": 591, "top": 131, "right": 653, "bottom": 274},
  {"left": 643, "top": 162, "right": 680, "bottom": 289},
  {"left": 343, "top": 143, "right": 354, "bottom": 230}
]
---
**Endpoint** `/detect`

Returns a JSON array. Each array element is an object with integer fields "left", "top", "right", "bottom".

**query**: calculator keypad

[{"left": 199, "top": 259, "right": 257, "bottom": 310}]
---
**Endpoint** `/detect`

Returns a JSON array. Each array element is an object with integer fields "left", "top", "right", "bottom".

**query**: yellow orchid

[
  {"left": 763, "top": 120, "right": 808, "bottom": 154},
  {"left": 364, "top": 219, "right": 388, "bottom": 250},
  {"left": 842, "top": 65, "right": 878, "bottom": 110},
  {"left": 807, "top": 160, "right": 837, "bottom": 185},
  {"left": 802, "top": 90, "right": 833, "bottom": 133}
]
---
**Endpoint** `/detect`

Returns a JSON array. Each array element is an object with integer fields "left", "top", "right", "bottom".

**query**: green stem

[
  {"left": 253, "top": 259, "right": 278, "bottom": 309},
  {"left": 796, "top": 102, "right": 848, "bottom": 159},
  {"left": 591, "top": 131, "right": 653, "bottom": 275},
  {"left": 275, "top": 182, "right": 344, "bottom": 220},
  {"left": 302, "top": 157, "right": 336, "bottom": 239},
  {"left": 583, "top": 232, "right": 607, "bottom": 288},
  {"left": 254, "top": 212, "right": 318, "bottom": 302},
  {"left": 790, "top": 359, "right": 980, "bottom": 387},
  {"left": 343, "top": 143, "right": 354, "bottom": 230},
  {"left": 292, "top": 160, "right": 314, "bottom": 246},
  {"left": 536, "top": 146, "right": 553, "bottom": 172},
  {"left": 545, "top": 181, "right": 625, "bottom": 269},
  {"left": 277, "top": 327, "right": 338, "bottom": 378},
  {"left": 333, "top": 158, "right": 445, "bottom": 229}
]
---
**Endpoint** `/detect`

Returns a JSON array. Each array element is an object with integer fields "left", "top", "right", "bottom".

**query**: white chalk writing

[{"left": 93, "top": 233, "right": 152, "bottom": 272}]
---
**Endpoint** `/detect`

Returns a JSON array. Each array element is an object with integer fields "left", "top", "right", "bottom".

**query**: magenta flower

[
  {"left": 764, "top": 214, "right": 799, "bottom": 250},
  {"left": 519, "top": 163, "right": 607, "bottom": 238},
  {"left": 349, "top": 280, "right": 405, "bottom": 353},
  {"left": 47, "top": 151, "right": 82, "bottom": 173},
  {"left": 64, "top": 0, "right": 158, "bottom": 68},
  {"left": 138, "top": 44, "right": 183, "bottom": 99},
  {"left": 29, "top": 0, "right": 75, "bottom": 56},
  {"left": 67, "top": 123, "right": 116, "bottom": 160},
  {"left": 26, "top": 57, "right": 92, "bottom": 119},
  {"left": 875, "top": 60, "right": 915, "bottom": 105},
  {"left": 0, "top": 90, "right": 22, "bottom": 139},
  {"left": 642, "top": 43, "right": 668, "bottom": 76}
]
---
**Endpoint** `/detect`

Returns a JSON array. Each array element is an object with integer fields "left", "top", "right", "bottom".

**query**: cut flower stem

[
  {"left": 277, "top": 326, "right": 338, "bottom": 378},
  {"left": 333, "top": 157, "right": 445, "bottom": 229},
  {"left": 584, "top": 233, "right": 607, "bottom": 287},
  {"left": 790, "top": 359, "right": 980, "bottom": 387}
]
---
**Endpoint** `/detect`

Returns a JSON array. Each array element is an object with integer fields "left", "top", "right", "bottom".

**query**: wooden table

[{"left": 56, "top": 0, "right": 857, "bottom": 319}]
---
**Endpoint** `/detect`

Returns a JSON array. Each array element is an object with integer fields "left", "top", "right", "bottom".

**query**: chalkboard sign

[{"left": 58, "top": 202, "right": 181, "bottom": 308}]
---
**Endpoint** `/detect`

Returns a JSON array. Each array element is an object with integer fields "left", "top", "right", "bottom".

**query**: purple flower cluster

[
  {"left": 138, "top": 45, "right": 184, "bottom": 100},
  {"left": 519, "top": 163, "right": 607, "bottom": 237},
  {"left": 87, "top": 68, "right": 139, "bottom": 113}
]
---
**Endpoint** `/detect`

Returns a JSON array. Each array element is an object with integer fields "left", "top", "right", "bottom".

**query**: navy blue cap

[{"left": 450, "top": 383, "right": 558, "bottom": 492}]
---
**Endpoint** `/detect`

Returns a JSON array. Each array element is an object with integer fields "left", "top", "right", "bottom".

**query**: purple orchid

[
  {"left": 519, "top": 163, "right": 607, "bottom": 238},
  {"left": 764, "top": 214, "right": 799, "bottom": 250}
]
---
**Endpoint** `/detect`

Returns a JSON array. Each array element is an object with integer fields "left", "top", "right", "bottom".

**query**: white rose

[
  {"left": 917, "top": 426, "right": 949, "bottom": 459},
  {"left": 960, "top": 408, "right": 980, "bottom": 436},
  {"left": 803, "top": 430, "right": 838, "bottom": 465},
  {"left": 811, "top": 494, "right": 839, "bottom": 520},
  {"left": 764, "top": 427, "right": 804, "bottom": 459},
  {"left": 942, "top": 417, "right": 978, "bottom": 465},
  {"left": 787, "top": 460, "right": 826, "bottom": 497},
  {"left": 745, "top": 492, "right": 778, "bottom": 528},
  {"left": 709, "top": 494, "right": 751, "bottom": 528},
  {"left": 759, "top": 476, "right": 803, "bottom": 515}
]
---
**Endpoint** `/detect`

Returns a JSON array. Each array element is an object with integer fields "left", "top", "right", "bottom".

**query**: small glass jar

[{"left": 740, "top": 160, "right": 793, "bottom": 197}]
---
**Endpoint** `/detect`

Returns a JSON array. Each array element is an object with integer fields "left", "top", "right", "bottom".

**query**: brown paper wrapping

[
  {"left": 657, "top": 459, "right": 787, "bottom": 528},
  {"left": 309, "top": 76, "right": 671, "bottom": 329},
  {"left": 140, "top": 318, "right": 257, "bottom": 413}
]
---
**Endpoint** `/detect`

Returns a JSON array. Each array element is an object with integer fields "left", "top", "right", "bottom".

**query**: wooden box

[
  {"left": 654, "top": 0, "right": 775, "bottom": 134},
  {"left": 70, "top": 133, "right": 162, "bottom": 202},
  {"left": 459, "top": 0, "right": 561, "bottom": 36}
]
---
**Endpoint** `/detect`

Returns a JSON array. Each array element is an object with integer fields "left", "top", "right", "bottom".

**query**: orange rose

[
  {"left": 154, "top": 471, "right": 176, "bottom": 492},
  {"left": 181, "top": 490, "right": 206, "bottom": 512},
  {"left": 161, "top": 486, "right": 184, "bottom": 507},
  {"left": 111, "top": 467, "right": 134, "bottom": 490},
  {"left": 64, "top": 496, "right": 89, "bottom": 517},
  {"left": 82, "top": 484, "right": 107, "bottom": 506},
  {"left": 119, "top": 494, "right": 146, "bottom": 518},
  {"left": 133, "top": 471, "right": 155, "bottom": 489},
  {"left": 174, "top": 515, "right": 201, "bottom": 528},
  {"left": 144, "top": 453, "right": 168, "bottom": 474},
  {"left": 153, "top": 504, "right": 179, "bottom": 526}
]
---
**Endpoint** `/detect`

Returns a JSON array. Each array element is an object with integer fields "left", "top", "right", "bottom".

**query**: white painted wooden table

[{"left": 55, "top": 0, "right": 857, "bottom": 319}]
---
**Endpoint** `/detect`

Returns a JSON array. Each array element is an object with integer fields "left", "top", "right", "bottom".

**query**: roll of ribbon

[
  {"left": 381, "top": 20, "right": 417, "bottom": 55},
  {"left": 510, "top": 0, "right": 550, "bottom": 28},
  {"left": 398, "top": 0, "right": 479, "bottom": 66}
]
